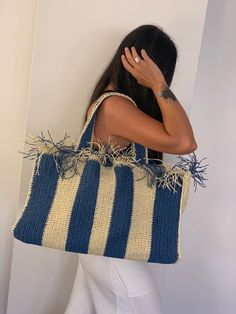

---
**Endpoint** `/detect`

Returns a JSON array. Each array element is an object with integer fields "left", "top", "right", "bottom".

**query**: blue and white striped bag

[{"left": 12, "top": 91, "right": 208, "bottom": 264}]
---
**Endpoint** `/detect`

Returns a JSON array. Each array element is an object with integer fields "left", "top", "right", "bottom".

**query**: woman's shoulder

[{"left": 86, "top": 90, "right": 124, "bottom": 119}]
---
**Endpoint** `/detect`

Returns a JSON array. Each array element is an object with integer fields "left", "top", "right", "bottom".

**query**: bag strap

[{"left": 74, "top": 91, "right": 149, "bottom": 163}]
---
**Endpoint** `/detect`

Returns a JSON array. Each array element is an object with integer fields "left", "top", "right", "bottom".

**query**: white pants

[{"left": 64, "top": 253, "right": 163, "bottom": 314}]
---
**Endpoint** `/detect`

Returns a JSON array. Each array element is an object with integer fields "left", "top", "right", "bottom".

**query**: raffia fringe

[{"left": 18, "top": 130, "right": 209, "bottom": 193}]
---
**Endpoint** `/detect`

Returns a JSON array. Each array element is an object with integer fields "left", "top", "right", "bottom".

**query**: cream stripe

[
  {"left": 125, "top": 167, "right": 156, "bottom": 261},
  {"left": 176, "top": 171, "right": 191, "bottom": 262},
  {"left": 42, "top": 163, "right": 86, "bottom": 250},
  {"left": 88, "top": 165, "right": 116, "bottom": 255},
  {"left": 180, "top": 171, "right": 191, "bottom": 215}
]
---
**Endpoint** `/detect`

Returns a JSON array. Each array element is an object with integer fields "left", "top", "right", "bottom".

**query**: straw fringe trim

[{"left": 18, "top": 130, "right": 209, "bottom": 193}]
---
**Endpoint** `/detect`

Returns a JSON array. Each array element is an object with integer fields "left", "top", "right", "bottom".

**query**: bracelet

[
  {"left": 155, "top": 86, "right": 178, "bottom": 102},
  {"left": 154, "top": 84, "right": 167, "bottom": 97},
  {"left": 156, "top": 90, "right": 164, "bottom": 97}
]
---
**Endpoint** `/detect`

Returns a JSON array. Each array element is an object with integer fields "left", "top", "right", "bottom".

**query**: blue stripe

[
  {"left": 148, "top": 181, "right": 182, "bottom": 264},
  {"left": 134, "top": 143, "right": 146, "bottom": 163},
  {"left": 104, "top": 166, "right": 134, "bottom": 258},
  {"left": 13, "top": 154, "right": 60, "bottom": 245},
  {"left": 65, "top": 159, "right": 100, "bottom": 253}
]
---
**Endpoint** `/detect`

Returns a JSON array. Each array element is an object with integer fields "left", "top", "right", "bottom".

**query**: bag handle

[{"left": 74, "top": 91, "right": 149, "bottom": 163}]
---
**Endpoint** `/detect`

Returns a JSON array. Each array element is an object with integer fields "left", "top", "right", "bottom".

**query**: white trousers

[{"left": 64, "top": 253, "right": 163, "bottom": 314}]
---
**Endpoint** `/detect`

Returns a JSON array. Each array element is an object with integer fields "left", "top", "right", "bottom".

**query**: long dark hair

[{"left": 86, "top": 24, "right": 178, "bottom": 163}]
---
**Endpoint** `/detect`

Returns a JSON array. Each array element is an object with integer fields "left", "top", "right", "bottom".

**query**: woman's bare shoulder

[{"left": 86, "top": 94, "right": 135, "bottom": 119}]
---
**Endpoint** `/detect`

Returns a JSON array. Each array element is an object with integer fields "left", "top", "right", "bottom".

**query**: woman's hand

[{"left": 121, "top": 47, "right": 167, "bottom": 90}]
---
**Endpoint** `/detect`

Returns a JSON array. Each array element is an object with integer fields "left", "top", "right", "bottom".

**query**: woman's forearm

[{"left": 152, "top": 82, "right": 198, "bottom": 148}]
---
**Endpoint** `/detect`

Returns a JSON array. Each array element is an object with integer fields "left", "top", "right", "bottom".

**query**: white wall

[
  {"left": 158, "top": 0, "right": 236, "bottom": 313},
  {"left": 0, "top": 1, "right": 37, "bottom": 314},
  {"left": 2, "top": 0, "right": 225, "bottom": 313},
  {"left": 173, "top": 0, "right": 236, "bottom": 313}
]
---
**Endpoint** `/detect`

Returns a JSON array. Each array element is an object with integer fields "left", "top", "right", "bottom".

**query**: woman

[{"left": 64, "top": 24, "right": 197, "bottom": 314}]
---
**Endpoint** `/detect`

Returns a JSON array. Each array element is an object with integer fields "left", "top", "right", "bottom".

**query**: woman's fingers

[
  {"left": 124, "top": 47, "right": 137, "bottom": 67},
  {"left": 121, "top": 47, "right": 165, "bottom": 89},
  {"left": 140, "top": 49, "right": 151, "bottom": 62},
  {"left": 121, "top": 54, "right": 138, "bottom": 78},
  {"left": 121, "top": 47, "right": 149, "bottom": 83},
  {"left": 131, "top": 47, "right": 143, "bottom": 64}
]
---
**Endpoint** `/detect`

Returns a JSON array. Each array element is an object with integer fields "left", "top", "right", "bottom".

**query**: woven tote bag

[{"left": 12, "top": 91, "right": 208, "bottom": 264}]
